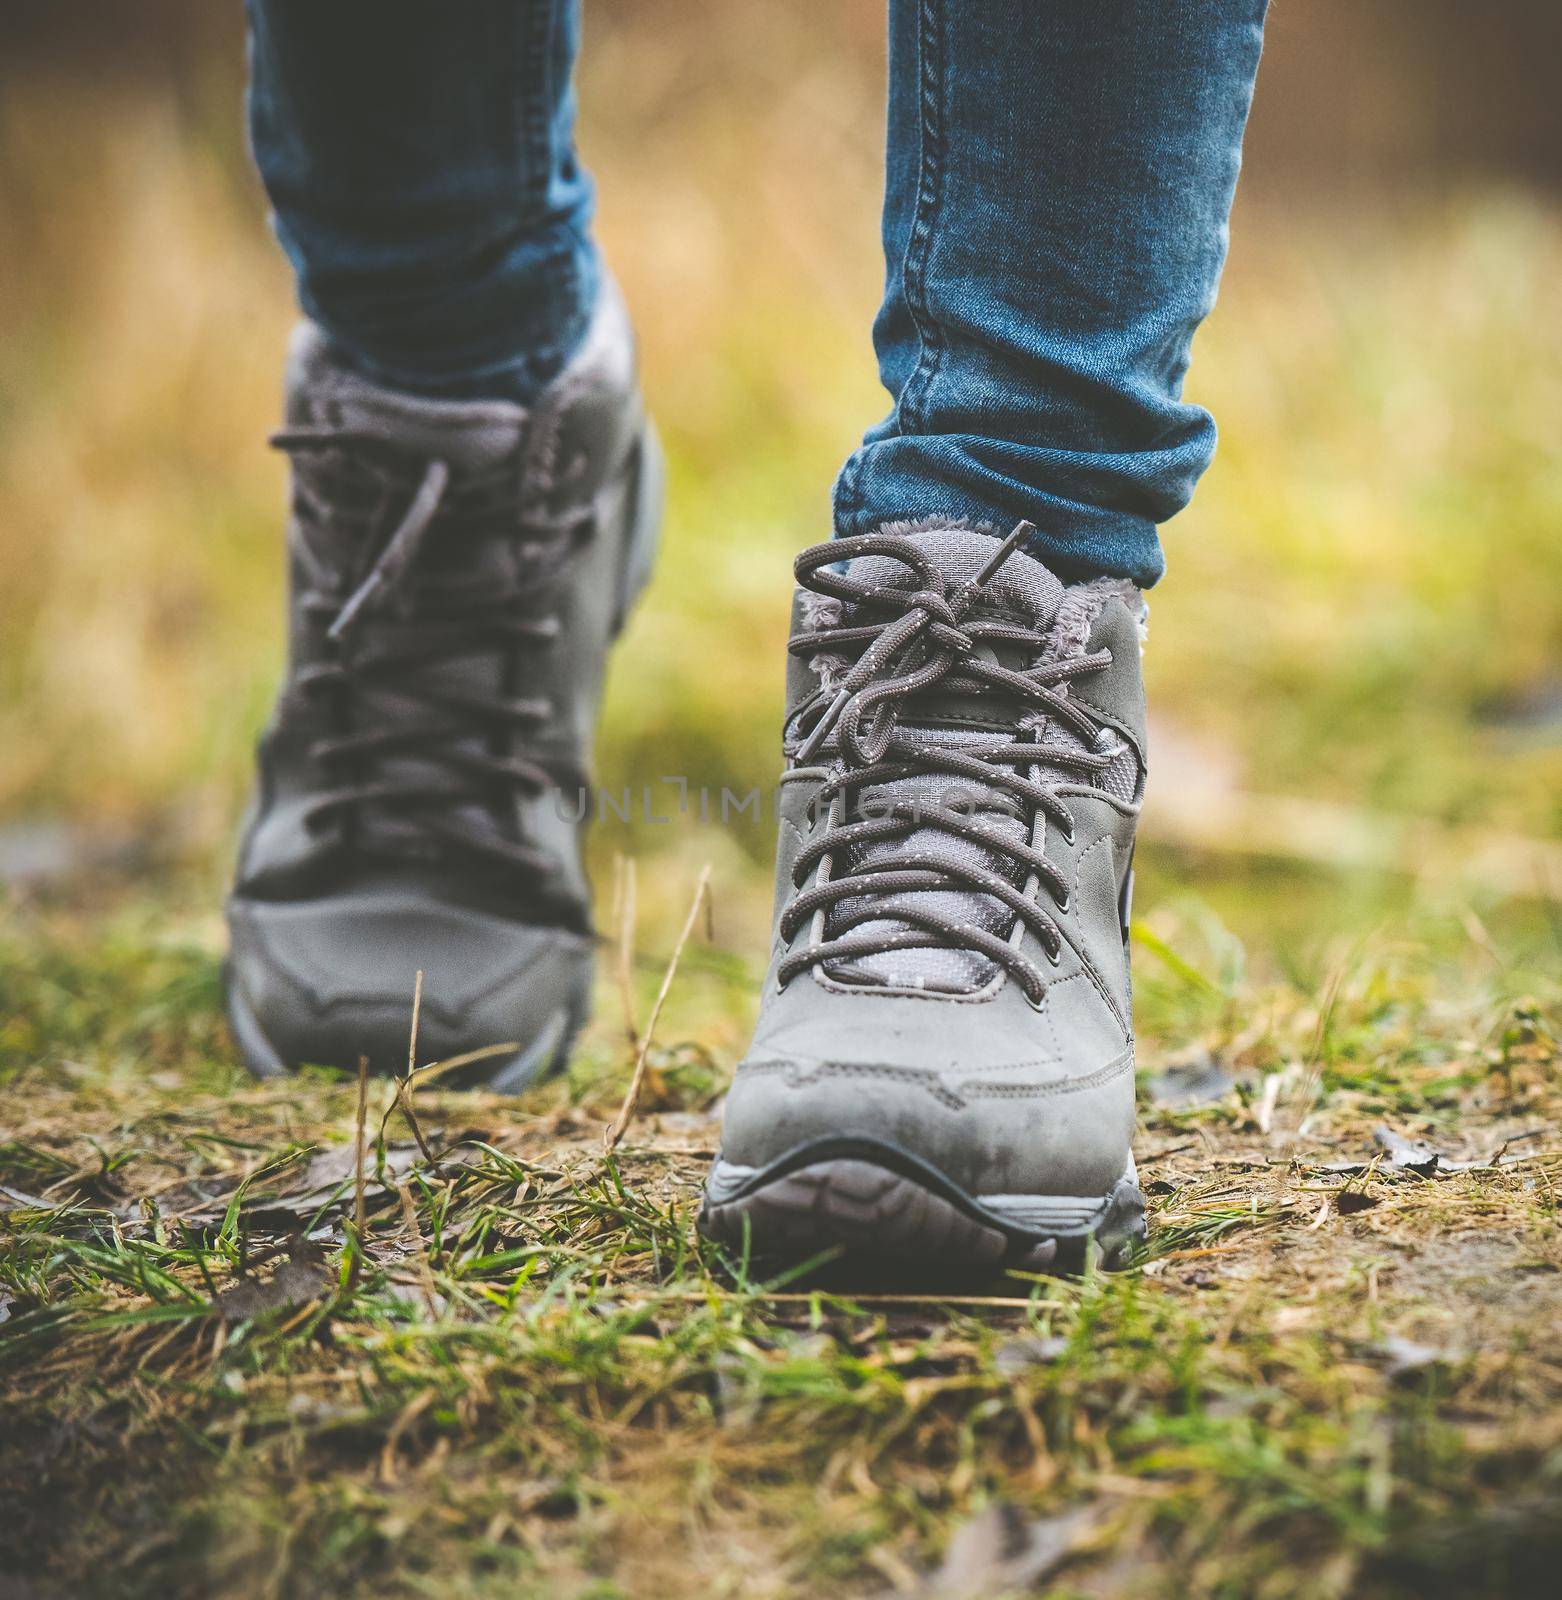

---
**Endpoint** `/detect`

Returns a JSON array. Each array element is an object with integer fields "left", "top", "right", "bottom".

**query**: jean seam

[
  {"left": 546, "top": 0, "right": 588, "bottom": 346},
  {"left": 896, "top": 0, "right": 947, "bottom": 441},
  {"left": 513, "top": 3, "right": 551, "bottom": 220},
  {"left": 515, "top": 0, "right": 588, "bottom": 368}
]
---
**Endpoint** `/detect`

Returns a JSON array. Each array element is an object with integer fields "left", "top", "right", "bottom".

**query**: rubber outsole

[{"left": 699, "top": 1135, "right": 1146, "bottom": 1275}]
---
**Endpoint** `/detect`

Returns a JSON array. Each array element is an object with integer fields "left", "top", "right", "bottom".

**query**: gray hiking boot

[
  {"left": 226, "top": 282, "right": 660, "bottom": 1088},
  {"left": 700, "top": 522, "right": 1147, "bottom": 1270}
]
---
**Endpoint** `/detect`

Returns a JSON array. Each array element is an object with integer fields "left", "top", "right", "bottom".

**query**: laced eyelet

[{"left": 769, "top": 528, "right": 1129, "bottom": 1002}]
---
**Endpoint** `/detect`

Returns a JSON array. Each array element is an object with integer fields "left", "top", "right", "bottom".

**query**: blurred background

[{"left": 2, "top": 0, "right": 1559, "bottom": 1047}]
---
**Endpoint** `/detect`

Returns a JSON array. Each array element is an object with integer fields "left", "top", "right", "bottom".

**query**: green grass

[{"left": 2, "top": 883, "right": 1558, "bottom": 1598}]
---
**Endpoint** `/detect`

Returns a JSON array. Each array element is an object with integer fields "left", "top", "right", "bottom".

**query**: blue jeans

[{"left": 248, "top": 1, "right": 1266, "bottom": 586}]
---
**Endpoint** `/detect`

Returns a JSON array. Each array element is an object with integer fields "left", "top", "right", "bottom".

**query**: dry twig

[
  {"left": 350, "top": 1054, "right": 369, "bottom": 1287},
  {"left": 604, "top": 862, "right": 712, "bottom": 1151},
  {"left": 614, "top": 852, "right": 641, "bottom": 1051}
]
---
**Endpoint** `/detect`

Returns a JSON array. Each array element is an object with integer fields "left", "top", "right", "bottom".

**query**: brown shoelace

[
  {"left": 778, "top": 525, "right": 1117, "bottom": 1003},
  {"left": 273, "top": 426, "right": 590, "bottom": 881}
]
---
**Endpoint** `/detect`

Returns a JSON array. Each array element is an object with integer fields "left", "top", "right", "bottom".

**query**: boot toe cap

[
  {"left": 226, "top": 891, "right": 593, "bottom": 1087},
  {"left": 717, "top": 1045, "right": 1136, "bottom": 1202}
]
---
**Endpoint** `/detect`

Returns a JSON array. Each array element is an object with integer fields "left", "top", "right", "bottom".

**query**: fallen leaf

[
  {"left": 1145, "top": 1053, "right": 1236, "bottom": 1111},
  {"left": 233, "top": 1137, "right": 489, "bottom": 1228},
  {"left": 294, "top": 1140, "right": 422, "bottom": 1198},
  {"left": 1373, "top": 1335, "right": 1459, "bottom": 1385},
  {"left": 900, "top": 1503, "right": 1104, "bottom": 1599},
  {"left": 216, "top": 1253, "right": 334, "bottom": 1323},
  {"left": 1334, "top": 1187, "right": 1380, "bottom": 1215},
  {"left": 994, "top": 1335, "right": 1069, "bottom": 1375},
  {"left": 1312, "top": 1124, "right": 1477, "bottom": 1181},
  {"left": 1373, "top": 1126, "right": 1442, "bottom": 1176}
]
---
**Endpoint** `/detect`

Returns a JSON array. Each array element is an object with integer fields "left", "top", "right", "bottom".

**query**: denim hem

[
  {"left": 298, "top": 242, "right": 600, "bottom": 406},
  {"left": 830, "top": 497, "right": 1165, "bottom": 590}
]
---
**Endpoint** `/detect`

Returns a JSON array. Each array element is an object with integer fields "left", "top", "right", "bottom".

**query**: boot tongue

[
  {"left": 819, "top": 526, "right": 1067, "bottom": 994},
  {"left": 283, "top": 328, "right": 550, "bottom": 868},
  {"left": 843, "top": 524, "right": 1065, "bottom": 638},
  {"left": 846, "top": 526, "right": 1064, "bottom": 727},
  {"left": 286, "top": 323, "right": 527, "bottom": 474}
]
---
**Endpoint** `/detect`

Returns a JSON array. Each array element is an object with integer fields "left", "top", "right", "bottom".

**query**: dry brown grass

[{"left": 2, "top": 883, "right": 1558, "bottom": 1598}]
